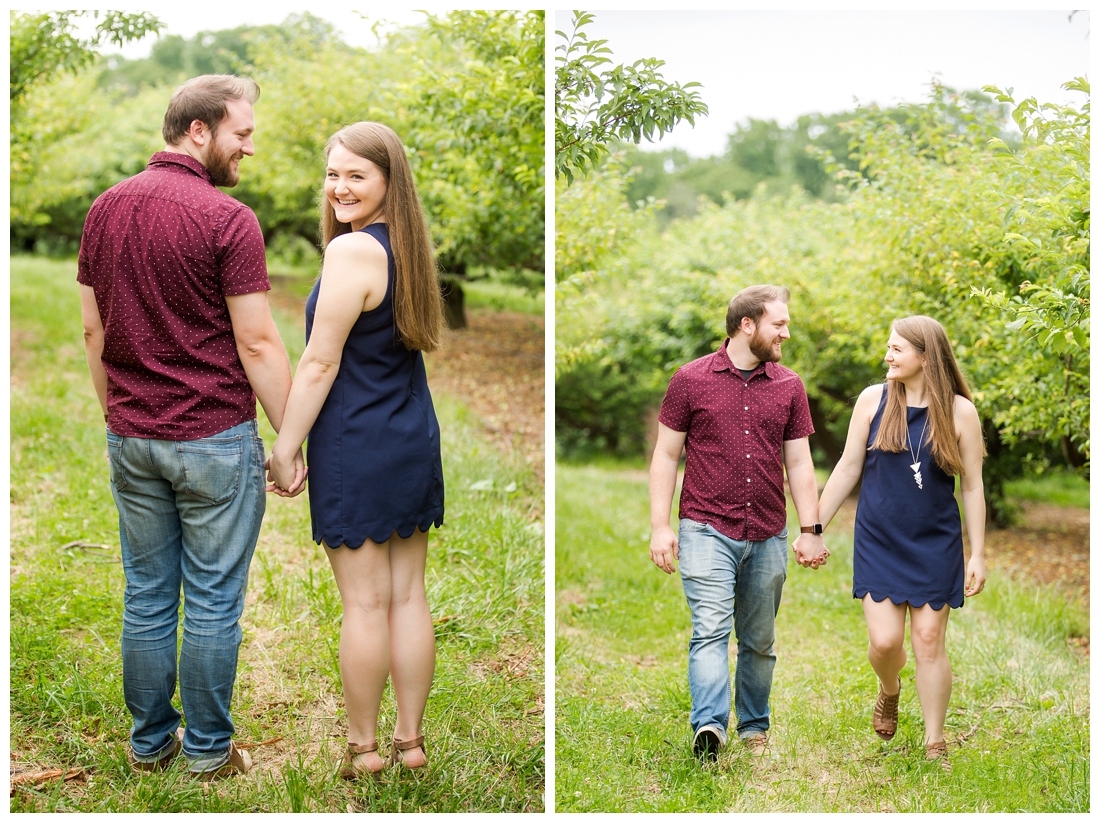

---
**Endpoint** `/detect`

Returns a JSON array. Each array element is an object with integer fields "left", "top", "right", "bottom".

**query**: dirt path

[{"left": 425, "top": 309, "right": 545, "bottom": 477}]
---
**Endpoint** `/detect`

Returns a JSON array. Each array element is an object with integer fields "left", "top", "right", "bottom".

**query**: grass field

[
  {"left": 10, "top": 256, "right": 544, "bottom": 812},
  {"left": 555, "top": 461, "right": 1089, "bottom": 813}
]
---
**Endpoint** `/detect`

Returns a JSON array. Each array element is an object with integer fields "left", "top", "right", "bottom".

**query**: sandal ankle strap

[
  {"left": 348, "top": 741, "right": 378, "bottom": 755},
  {"left": 392, "top": 735, "right": 424, "bottom": 751}
]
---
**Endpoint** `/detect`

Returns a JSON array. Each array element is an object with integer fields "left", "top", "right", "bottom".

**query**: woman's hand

[
  {"left": 267, "top": 446, "right": 308, "bottom": 497},
  {"left": 964, "top": 554, "right": 986, "bottom": 597}
]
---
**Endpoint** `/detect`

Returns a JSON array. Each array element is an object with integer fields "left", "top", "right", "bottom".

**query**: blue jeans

[
  {"left": 106, "top": 419, "right": 265, "bottom": 769},
  {"left": 678, "top": 519, "right": 788, "bottom": 740}
]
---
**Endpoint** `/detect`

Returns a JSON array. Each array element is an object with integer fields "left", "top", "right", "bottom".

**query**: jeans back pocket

[{"left": 176, "top": 435, "right": 243, "bottom": 505}]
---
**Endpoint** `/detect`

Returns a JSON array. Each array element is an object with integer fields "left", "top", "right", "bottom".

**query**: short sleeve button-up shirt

[
  {"left": 658, "top": 338, "right": 815, "bottom": 541},
  {"left": 78, "top": 152, "right": 270, "bottom": 440}
]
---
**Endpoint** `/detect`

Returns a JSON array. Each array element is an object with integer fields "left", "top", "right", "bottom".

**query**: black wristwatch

[{"left": 800, "top": 524, "right": 823, "bottom": 535}]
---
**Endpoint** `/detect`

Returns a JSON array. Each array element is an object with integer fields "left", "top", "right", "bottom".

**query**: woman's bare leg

[
  {"left": 862, "top": 595, "right": 908, "bottom": 696},
  {"left": 387, "top": 528, "right": 434, "bottom": 768},
  {"left": 325, "top": 539, "right": 391, "bottom": 772},
  {"left": 908, "top": 603, "right": 952, "bottom": 745}
]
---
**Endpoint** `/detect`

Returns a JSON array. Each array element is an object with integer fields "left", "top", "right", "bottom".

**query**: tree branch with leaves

[{"left": 555, "top": 10, "right": 708, "bottom": 184}]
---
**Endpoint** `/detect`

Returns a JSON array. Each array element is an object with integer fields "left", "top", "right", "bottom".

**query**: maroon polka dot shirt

[
  {"left": 659, "top": 338, "right": 815, "bottom": 541},
  {"left": 77, "top": 152, "right": 270, "bottom": 440}
]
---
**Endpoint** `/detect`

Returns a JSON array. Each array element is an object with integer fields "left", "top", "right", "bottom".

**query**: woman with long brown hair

[
  {"left": 269, "top": 121, "right": 445, "bottom": 777},
  {"left": 815, "top": 316, "right": 986, "bottom": 770}
]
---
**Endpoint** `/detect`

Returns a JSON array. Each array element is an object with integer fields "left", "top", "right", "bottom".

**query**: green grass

[
  {"left": 10, "top": 256, "right": 544, "bottom": 812},
  {"left": 1004, "top": 470, "right": 1090, "bottom": 509},
  {"left": 461, "top": 279, "right": 543, "bottom": 315},
  {"left": 555, "top": 462, "right": 1089, "bottom": 812}
]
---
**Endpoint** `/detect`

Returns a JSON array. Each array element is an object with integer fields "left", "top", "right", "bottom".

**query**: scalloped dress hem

[
  {"left": 853, "top": 588, "right": 963, "bottom": 611},
  {"left": 314, "top": 509, "right": 445, "bottom": 549}
]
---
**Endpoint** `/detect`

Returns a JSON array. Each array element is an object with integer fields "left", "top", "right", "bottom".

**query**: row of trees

[
  {"left": 10, "top": 10, "right": 545, "bottom": 325},
  {"left": 555, "top": 14, "right": 1089, "bottom": 525},
  {"left": 620, "top": 89, "right": 1019, "bottom": 226}
]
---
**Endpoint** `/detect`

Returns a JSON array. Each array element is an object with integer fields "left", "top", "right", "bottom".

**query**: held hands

[
  {"left": 266, "top": 445, "right": 308, "bottom": 497},
  {"left": 649, "top": 524, "right": 679, "bottom": 575},
  {"left": 964, "top": 555, "right": 987, "bottom": 597},
  {"left": 793, "top": 533, "right": 829, "bottom": 570}
]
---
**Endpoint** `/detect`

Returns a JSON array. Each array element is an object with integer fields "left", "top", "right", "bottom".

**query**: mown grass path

[
  {"left": 10, "top": 257, "right": 544, "bottom": 812},
  {"left": 555, "top": 462, "right": 1088, "bottom": 812}
]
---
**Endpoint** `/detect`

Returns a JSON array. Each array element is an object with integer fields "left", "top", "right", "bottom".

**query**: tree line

[
  {"left": 10, "top": 10, "right": 545, "bottom": 325},
  {"left": 555, "top": 12, "right": 1089, "bottom": 526}
]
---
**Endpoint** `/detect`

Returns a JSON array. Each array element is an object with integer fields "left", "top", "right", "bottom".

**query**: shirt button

[
  {"left": 744, "top": 406, "right": 749, "bottom": 410},
  {"left": 745, "top": 431, "right": 749, "bottom": 435}
]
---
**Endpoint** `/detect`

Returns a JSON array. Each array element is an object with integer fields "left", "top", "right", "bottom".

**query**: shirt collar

[
  {"left": 711, "top": 338, "right": 775, "bottom": 380},
  {"left": 147, "top": 151, "right": 213, "bottom": 185}
]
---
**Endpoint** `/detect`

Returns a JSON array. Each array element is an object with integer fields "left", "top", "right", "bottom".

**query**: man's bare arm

[
  {"left": 649, "top": 423, "right": 687, "bottom": 574},
  {"left": 783, "top": 437, "right": 829, "bottom": 569},
  {"left": 80, "top": 285, "right": 109, "bottom": 417}
]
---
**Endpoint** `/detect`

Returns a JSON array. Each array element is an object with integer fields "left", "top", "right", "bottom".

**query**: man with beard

[
  {"left": 78, "top": 75, "right": 305, "bottom": 779},
  {"left": 649, "top": 284, "right": 829, "bottom": 763}
]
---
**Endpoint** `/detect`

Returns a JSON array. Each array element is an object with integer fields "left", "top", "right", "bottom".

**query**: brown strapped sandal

[
  {"left": 925, "top": 740, "right": 952, "bottom": 772},
  {"left": 340, "top": 741, "right": 383, "bottom": 779},
  {"left": 872, "top": 676, "right": 901, "bottom": 740},
  {"left": 389, "top": 735, "right": 427, "bottom": 770}
]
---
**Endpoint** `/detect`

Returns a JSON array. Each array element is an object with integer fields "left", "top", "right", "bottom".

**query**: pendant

[{"left": 910, "top": 462, "right": 923, "bottom": 490}]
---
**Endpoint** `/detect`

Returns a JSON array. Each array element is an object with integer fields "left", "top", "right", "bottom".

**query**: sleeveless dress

[
  {"left": 852, "top": 388, "right": 964, "bottom": 609},
  {"left": 305, "top": 223, "right": 445, "bottom": 548}
]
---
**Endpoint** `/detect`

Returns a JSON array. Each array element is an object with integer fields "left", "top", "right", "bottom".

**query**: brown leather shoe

[
  {"left": 925, "top": 740, "right": 952, "bottom": 771},
  {"left": 872, "top": 676, "right": 901, "bottom": 740},
  {"left": 743, "top": 733, "right": 768, "bottom": 758},
  {"left": 131, "top": 727, "right": 184, "bottom": 773},
  {"left": 340, "top": 741, "right": 383, "bottom": 780},
  {"left": 192, "top": 741, "right": 253, "bottom": 781}
]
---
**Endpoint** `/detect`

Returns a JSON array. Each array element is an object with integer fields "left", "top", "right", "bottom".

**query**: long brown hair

[
  {"left": 871, "top": 315, "right": 978, "bottom": 476},
  {"left": 320, "top": 122, "right": 443, "bottom": 352}
]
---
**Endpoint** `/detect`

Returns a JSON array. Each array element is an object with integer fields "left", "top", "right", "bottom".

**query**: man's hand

[
  {"left": 650, "top": 524, "right": 679, "bottom": 574},
  {"left": 793, "top": 532, "right": 829, "bottom": 569}
]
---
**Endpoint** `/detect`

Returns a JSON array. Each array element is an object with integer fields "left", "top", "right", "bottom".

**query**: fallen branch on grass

[{"left": 10, "top": 767, "right": 86, "bottom": 795}]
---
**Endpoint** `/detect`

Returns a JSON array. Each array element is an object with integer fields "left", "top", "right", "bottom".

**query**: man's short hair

[
  {"left": 162, "top": 75, "right": 260, "bottom": 145},
  {"left": 725, "top": 284, "right": 791, "bottom": 337}
]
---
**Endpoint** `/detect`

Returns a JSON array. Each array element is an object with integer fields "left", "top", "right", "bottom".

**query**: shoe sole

[{"left": 693, "top": 729, "right": 722, "bottom": 761}]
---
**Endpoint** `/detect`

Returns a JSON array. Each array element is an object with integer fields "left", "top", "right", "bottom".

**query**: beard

[
  {"left": 749, "top": 328, "right": 782, "bottom": 363},
  {"left": 203, "top": 138, "right": 241, "bottom": 187}
]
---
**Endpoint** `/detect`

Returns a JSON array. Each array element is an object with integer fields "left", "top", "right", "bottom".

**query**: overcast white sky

[
  {"left": 77, "top": 6, "right": 444, "bottom": 58},
  {"left": 561, "top": 9, "right": 1091, "bottom": 157}
]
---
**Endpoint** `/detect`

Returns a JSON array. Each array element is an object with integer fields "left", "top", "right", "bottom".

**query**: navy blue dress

[
  {"left": 853, "top": 388, "right": 964, "bottom": 609},
  {"left": 305, "top": 223, "right": 445, "bottom": 548}
]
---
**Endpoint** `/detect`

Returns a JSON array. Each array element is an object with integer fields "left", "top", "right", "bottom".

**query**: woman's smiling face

[
  {"left": 884, "top": 331, "right": 924, "bottom": 382},
  {"left": 325, "top": 142, "right": 388, "bottom": 231}
]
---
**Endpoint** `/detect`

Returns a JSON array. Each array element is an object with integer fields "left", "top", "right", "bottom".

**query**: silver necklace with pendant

[{"left": 906, "top": 412, "right": 928, "bottom": 490}]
